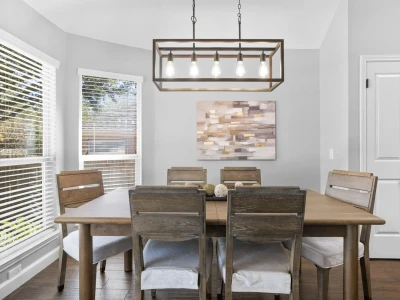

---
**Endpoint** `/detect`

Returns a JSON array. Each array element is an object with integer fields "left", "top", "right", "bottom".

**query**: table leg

[
  {"left": 79, "top": 224, "right": 93, "bottom": 300},
  {"left": 344, "top": 225, "right": 358, "bottom": 300}
]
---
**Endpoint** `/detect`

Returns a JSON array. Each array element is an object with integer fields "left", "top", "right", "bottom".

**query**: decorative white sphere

[
  {"left": 235, "top": 182, "right": 243, "bottom": 188},
  {"left": 214, "top": 184, "right": 228, "bottom": 197}
]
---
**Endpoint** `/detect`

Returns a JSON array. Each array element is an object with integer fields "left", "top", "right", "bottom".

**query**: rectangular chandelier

[{"left": 152, "top": 38, "right": 284, "bottom": 92}]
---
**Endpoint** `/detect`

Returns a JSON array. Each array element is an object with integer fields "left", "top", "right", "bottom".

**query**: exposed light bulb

[
  {"left": 190, "top": 53, "right": 199, "bottom": 78},
  {"left": 212, "top": 61, "right": 221, "bottom": 78},
  {"left": 236, "top": 53, "right": 246, "bottom": 77},
  {"left": 259, "top": 52, "right": 268, "bottom": 78},
  {"left": 166, "top": 52, "right": 175, "bottom": 77},
  {"left": 211, "top": 52, "right": 221, "bottom": 78},
  {"left": 259, "top": 61, "right": 268, "bottom": 78}
]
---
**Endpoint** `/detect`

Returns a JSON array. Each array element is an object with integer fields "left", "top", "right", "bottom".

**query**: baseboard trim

[{"left": 0, "top": 246, "right": 59, "bottom": 299}]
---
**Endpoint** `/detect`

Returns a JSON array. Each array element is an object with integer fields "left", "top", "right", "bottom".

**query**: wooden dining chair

[
  {"left": 220, "top": 167, "right": 261, "bottom": 188},
  {"left": 129, "top": 186, "right": 213, "bottom": 300},
  {"left": 167, "top": 167, "right": 207, "bottom": 186},
  {"left": 56, "top": 170, "right": 133, "bottom": 292},
  {"left": 284, "top": 170, "right": 378, "bottom": 300},
  {"left": 217, "top": 187, "right": 307, "bottom": 300}
]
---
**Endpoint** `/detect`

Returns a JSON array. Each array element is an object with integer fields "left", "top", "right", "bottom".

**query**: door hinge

[{"left": 366, "top": 79, "right": 369, "bottom": 88}]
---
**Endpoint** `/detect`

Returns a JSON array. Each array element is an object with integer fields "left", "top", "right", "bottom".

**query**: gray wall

[
  {"left": 0, "top": 0, "right": 66, "bottom": 288},
  {"left": 152, "top": 51, "right": 320, "bottom": 190},
  {"left": 320, "top": 0, "right": 348, "bottom": 191},
  {"left": 348, "top": 0, "right": 400, "bottom": 170},
  {"left": 63, "top": 38, "right": 321, "bottom": 190}
]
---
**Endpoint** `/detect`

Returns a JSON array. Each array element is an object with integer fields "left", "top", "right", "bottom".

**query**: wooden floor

[{"left": 5, "top": 253, "right": 400, "bottom": 300}]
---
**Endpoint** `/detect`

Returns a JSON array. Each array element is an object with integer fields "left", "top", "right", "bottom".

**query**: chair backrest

[
  {"left": 56, "top": 170, "right": 104, "bottom": 237},
  {"left": 129, "top": 186, "right": 207, "bottom": 289},
  {"left": 225, "top": 187, "right": 307, "bottom": 289},
  {"left": 325, "top": 169, "right": 378, "bottom": 245},
  {"left": 220, "top": 167, "right": 261, "bottom": 188},
  {"left": 167, "top": 167, "right": 207, "bottom": 186}
]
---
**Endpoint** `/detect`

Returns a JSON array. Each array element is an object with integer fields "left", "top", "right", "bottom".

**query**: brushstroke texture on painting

[{"left": 197, "top": 101, "right": 276, "bottom": 160}]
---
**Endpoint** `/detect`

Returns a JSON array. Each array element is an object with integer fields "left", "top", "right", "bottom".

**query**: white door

[{"left": 365, "top": 59, "right": 400, "bottom": 258}]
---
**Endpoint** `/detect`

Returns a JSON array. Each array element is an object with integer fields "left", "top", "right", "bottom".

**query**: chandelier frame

[{"left": 152, "top": 38, "right": 284, "bottom": 92}]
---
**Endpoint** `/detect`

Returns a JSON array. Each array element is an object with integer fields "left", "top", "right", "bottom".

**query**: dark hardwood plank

[{"left": 5, "top": 253, "right": 400, "bottom": 300}]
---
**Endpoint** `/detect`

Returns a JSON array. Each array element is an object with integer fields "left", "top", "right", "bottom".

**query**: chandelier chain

[
  {"left": 238, "top": 0, "right": 242, "bottom": 51},
  {"left": 191, "top": 0, "right": 197, "bottom": 49},
  {"left": 191, "top": 0, "right": 197, "bottom": 25}
]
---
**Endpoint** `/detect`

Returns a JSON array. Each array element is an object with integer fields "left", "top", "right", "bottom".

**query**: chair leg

[
  {"left": 100, "top": 260, "right": 106, "bottom": 273},
  {"left": 217, "top": 279, "right": 224, "bottom": 300},
  {"left": 207, "top": 269, "right": 212, "bottom": 300},
  {"left": 134, "top": 278, "right": 144, "bottom": 299},
  {"left": 199, "top": 275, "right": 207, "bottom": 300},
  {"left": 57, "top": 248, "right": 68, "bottom": 292},
  {"left": 124, "top": 249, "right": 133, "bottom": 272},
  {"left": 275, "top": 294, "right": 281, "bottom": 300},
  {"left": 92, "top": 263, "right": 98, "bottom": 295},
  {"left": 225, "top": 280, "right": 232, "bottom": 300},
  {"left": 299, "top": 258, "right": 302, "bottom": 276},
  {"left": 316, "top": 266, "right": 330, "bottom": 300},
  {"left": 360, "top": 252, "right": 372, "bottom": 300},
  {"left": 151, "top": 289, "right": 156, "bottom": 298}
]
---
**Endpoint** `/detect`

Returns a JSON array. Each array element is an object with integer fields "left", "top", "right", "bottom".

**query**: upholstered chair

[
  {"left": 129, "top": 186, "right": 213, "bottom": 300},
  {"left": 284, "top": 170, "right": 378, "bottom": 300},
  {"left": 217, "top": 187, "right": 307, "bottom": 300},
  {"left": 56, "top": 170, "right": 133, "bottom": 293}
]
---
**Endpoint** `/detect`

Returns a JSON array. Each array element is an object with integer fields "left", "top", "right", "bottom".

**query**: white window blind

[
  {"left": 0, "top": 38, "right": 57, "bottom": 253},
  {"left": 79, "top": 70, "right": 142, "bottom": 193}
]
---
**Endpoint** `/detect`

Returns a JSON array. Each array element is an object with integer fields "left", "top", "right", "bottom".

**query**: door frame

[{"left": 359, "top": 55, "right": 400, "bottom": 172}]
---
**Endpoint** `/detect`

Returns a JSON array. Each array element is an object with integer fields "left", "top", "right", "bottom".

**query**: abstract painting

[{"left": 197, "top": 101, "right": 276, "bottom": 160}]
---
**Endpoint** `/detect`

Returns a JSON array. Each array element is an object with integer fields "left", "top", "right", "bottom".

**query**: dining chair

[
  {"left": 220, "top": 167, "right": 261, "bottom": 188},
  {"left": 284, "top": 170, "right": 378, "bottom": 300},
  {"left": 56, "top": 170, "right": 133, "bottom": 292},
  {"left": 167, "top": 167, "right": 207, "bottom": 186},
  {"left": 217, "top": 187, "right": 307, "bottom": 300},
  {"left": 129, "top": 186, "right": 213, "bottom": 300}
]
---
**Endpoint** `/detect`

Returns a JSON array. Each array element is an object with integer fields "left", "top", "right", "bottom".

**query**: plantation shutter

[
  {"left": 0, "top": 32, "right": 58, "bottom": 253},
  {"left": 78, "top": 70, "right": 142, "bottom": 193}
]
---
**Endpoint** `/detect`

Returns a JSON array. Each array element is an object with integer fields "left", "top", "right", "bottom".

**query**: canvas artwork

[{"left": 197, "top": 101, "right": 276, "bottom": 160}]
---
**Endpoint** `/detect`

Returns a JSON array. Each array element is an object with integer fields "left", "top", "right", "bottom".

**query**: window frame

[
  {"left": 0, "top": 28, "right": 59, "bottom": 262},
  {"left": 77, "top": 68, "right": 143, "bottom": 188}
]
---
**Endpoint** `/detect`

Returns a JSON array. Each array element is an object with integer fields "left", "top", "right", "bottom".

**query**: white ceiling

[{"left": 23, "top": 0, "right": 341, "bottom": 50}]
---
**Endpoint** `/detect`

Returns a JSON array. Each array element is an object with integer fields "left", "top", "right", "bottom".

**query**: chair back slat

[
  {"left": 133, "top": 215, "right": 204, "bottom": 236},
  {"left": 56, "top": 170, "right": 105, "bottom": 238},
  {"left": 167, "top": 167, "right": 207, "bottom": 185},
  {"left": 325, "top": 170, "right": 377, "bottom": 210},
  {"left": 231, "top": 187, "right": 304, "bottom": 214},
  {"left": 57, "top": 170, "right": 103, "bottom": 189},
  {"left": 220, "top": 167, "right": 261, "bottom": 185},
  {"left": 130, "top": 192, "right": 204, "bottom": 213},
  {"left": 57, "top": 170, "right": 104, "bottom": 209},
  {"left": 129, "top": 186, "right": 205, "bottom": 238},
  {"left": 59, "top": 186, "right": 104, "bottom": 207},
  {"left": 228, "top": 189, "right": 307, "bottom": 240},
  {"left": 230, "top": 215, "right": 304, "bottom": 239}
]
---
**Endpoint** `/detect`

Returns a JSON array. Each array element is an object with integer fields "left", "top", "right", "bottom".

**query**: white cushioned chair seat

[
  {"left": 141, "top": 238, "right": 213, "bottom": 290},
  {"left": 63, "top": 231, "right": 132, "bottom": 264},
  {"left": 217, "top": 238, "right": 291, "bottom": 294},
  {"left": 283, "top": 237, "right": 364, "bottom": 268}
]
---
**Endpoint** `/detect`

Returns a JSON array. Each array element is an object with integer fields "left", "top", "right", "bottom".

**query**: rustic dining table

[{"left": 54, "top": 188, "right": 385, "bottom": 300}]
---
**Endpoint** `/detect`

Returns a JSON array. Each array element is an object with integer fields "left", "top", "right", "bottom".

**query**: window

[
  {"left": 0, "top": 30, "right": 58, "bottom": 254},
  {"left": 78, "top": 69, "right": 142, "bottom": 192}
]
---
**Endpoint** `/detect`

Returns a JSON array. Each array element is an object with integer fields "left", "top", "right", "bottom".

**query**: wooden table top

[{"left": 55, "top": 188, "right": 385, "bottom": 226}]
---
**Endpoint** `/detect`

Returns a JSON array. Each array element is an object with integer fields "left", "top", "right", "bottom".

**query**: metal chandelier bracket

[{"left": 152, "top": 0, "right": 284, "bottom": 92}]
